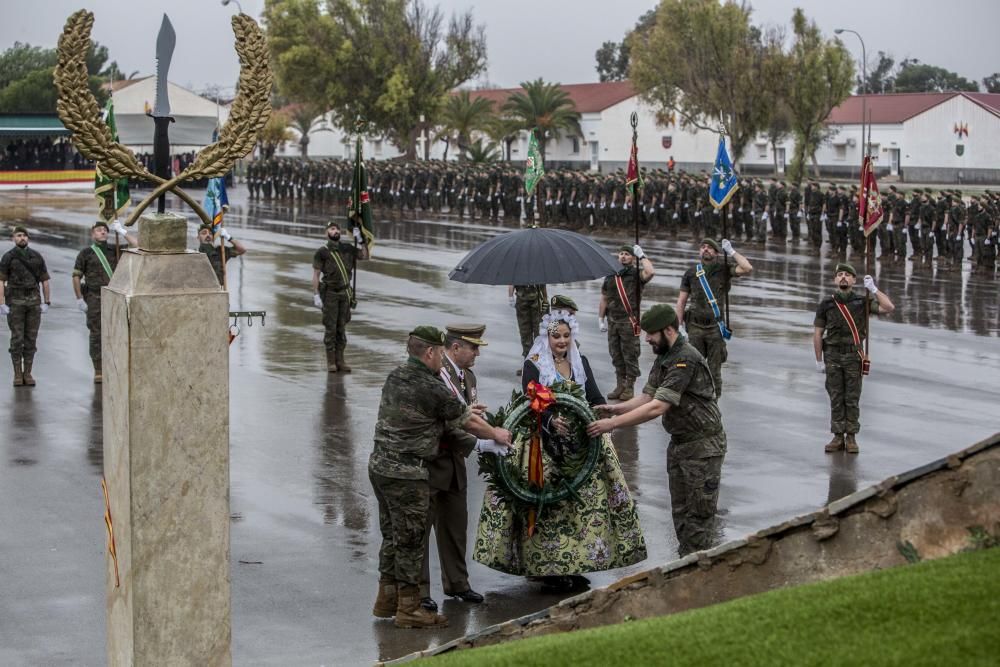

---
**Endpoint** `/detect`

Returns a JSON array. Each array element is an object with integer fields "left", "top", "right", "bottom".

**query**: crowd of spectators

[{"left": 1, "top": 138, "right": 93, "bottom": 170}]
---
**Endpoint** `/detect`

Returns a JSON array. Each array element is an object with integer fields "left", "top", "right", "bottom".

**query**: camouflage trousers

[
  {"left": 667, "top": 432, "right": 726, "bottom": 557},
  {"left": 685, "top": 323, "right": 726, "bottom": 397},
  {"left": 515, "top": 299, "right": 544, "bottom": 358},
  {"left": 824, "top": 348, "right": 863, "bottom": 434},
  {"left": 607, "top": 317, "right": 641, "bottom": 381},
  {"left": 321, "top": 287, "right": 351, "bottom": 354},
  {"left": 370, "top": 471, "right": 430, "bottom": 586},
  {"left": 6, "top": 300, "right": 41, "bottom": 360},
  {"left": 85, "top": 291, "right": 102, "bottom": 363},
  {"left": 753, "top": 213, "right": 767, "bottom": 241},
  {"left": 807, "top": 214, "right": 823, "bottom": 248}
]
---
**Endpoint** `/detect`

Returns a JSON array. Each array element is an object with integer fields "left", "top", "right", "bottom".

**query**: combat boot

[
  {"left": 11, "top": 355, "right": 23, "bottom": 387},
  {"left": 335, "top": 350, "right": 352, "bottom": 373},
  {"left": 845, "top": 433, "right": 860, "bottom": 454},
  {"left": 824, "top": 434, "right": 845, "bottom": 453},
  {"left": 618, "top": 378, "right": 635, "bottom": 401},
  {"left": 394, "top": 584, "right": 448, "bottom": 629},
  {"left": 325, "top": 349, "right": 338, "bottom": 373},
  {"left": 22, "top": 358, "right": 36, "bottom": 387},
  {"left": 93, "top": 359, "right": 102, "bottom": 384},
  {"left": 606, "top": 376, "right": 624, "bottom": 400},
  {"left": 372, "top": 577, "right": 398, "bottom": 618}
]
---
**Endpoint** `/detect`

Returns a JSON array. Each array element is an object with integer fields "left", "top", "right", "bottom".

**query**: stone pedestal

[{"left": 102, "top": 212, "right": 231, "bottom": 666}]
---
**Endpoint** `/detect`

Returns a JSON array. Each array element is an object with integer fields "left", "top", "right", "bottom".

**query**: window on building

[
  {"left": 374, "top": 140, "right": 383, "bottom": 157},
  {"left": 571, "top": 137, "right": 580, "bottom": 154},
  {"left": 757, "top": 144, "right": 767, "bottom": 159},
  {"left": 834, "top": 144, "right": 846, "bottom": 161}
]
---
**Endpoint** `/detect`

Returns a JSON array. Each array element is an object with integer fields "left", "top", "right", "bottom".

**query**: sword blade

[{"left": 153, "top": 14, "right": 176, "bottom": 118}]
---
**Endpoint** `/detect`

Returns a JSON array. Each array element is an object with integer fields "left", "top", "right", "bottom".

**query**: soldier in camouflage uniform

[
  {"left": 312, "top": 221, "right": 368, "bottom": 372},
  {"left": 368, "top": 326, "right": 510, "bottom": 629},
  {"left": 509, "top": 284, "right": 549, "bottom": 361},
  {"left": 675, "top": 238, "right": 752, "bottom": 398},
  {"left": 588, "top": 303, "right": 727, "bottom": 557},
  {"left": 0, "top": 226, "right": 51, "bottom": 387},
  {"left": 72, "top": 220, "right": 136, "bottom": 383},
  {"left": 599, "top": 244, "right": 655, "bottom": 401},
  {"left": 813, "top": 263, "right": 895, "bottom": 454},
  {"left": 197, "top": 224, "right": 246, "bottom": 287}
]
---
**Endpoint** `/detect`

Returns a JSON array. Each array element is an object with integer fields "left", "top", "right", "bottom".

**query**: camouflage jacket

[
  {"left": 199, "top": 243, "right": 232, "bottom": 286},
  {"left": 814, "top": 290, "right": 880, "bottom": 347},
  {"left": 680, "top": 260, "right": 732, "bottom": 326},
  {"left": 643, "top": 337, "right": 725, "bottom": 448},
  {"left": 602, "top": 265, "right": 648, "bottom": 322},
  {"left": 368, "top": 357, "right": 472, "bottom": 481},
  {"left": 73, "top": 242, "right": 119, "bottom": 293},
  {"left": 312, "top": 241, "right": 358, "bottom": 290},
  {"left": 0, "top": 246, "right": 49, "bottom": 304}
]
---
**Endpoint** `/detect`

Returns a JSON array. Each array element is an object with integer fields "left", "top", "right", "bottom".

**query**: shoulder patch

[{"left": 530, "top": 354, "right": 539, "bottom": 362}]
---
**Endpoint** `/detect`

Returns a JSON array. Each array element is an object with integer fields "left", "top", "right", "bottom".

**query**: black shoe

[
  {"left": 419, "top": 597, "right": 438, "bottom": 611},
  {"left": 539, "top": 576, "right": 575, "bottom": 593},
  {"left": 449, "top": 589, "right": 484, "bottom": 603}
]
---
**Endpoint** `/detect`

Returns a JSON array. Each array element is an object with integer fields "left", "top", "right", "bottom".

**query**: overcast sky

[{"left": 2, "top": 0, "right": 999, "bottom": 93}]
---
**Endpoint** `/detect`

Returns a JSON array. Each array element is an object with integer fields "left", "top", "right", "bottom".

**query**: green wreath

[{"left": 478, "top": 380, "right": 603, "bottom": 520}]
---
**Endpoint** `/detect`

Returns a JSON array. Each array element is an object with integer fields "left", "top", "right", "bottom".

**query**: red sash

[
  {"left": 614, "top": 274, "right": 641, "bottom": 336},
  {"left": 833, "top": 300, "right": 871, "bottom": 375}
]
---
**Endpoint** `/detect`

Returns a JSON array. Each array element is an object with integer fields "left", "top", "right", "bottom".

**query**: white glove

[
  {"left": 798, "top": 211, "right": 803, "bottom": 219},
  {"left": 77, "top": 298, "right": 88, "bottom": 313},
  {"left": 762, "top": 212, "right": 769, "bottom": 221},
  {"left": 0, "top": 304, "right": 9, "bottom": 316},
  {"left": 475, "top": 439, "right": 510, "bottom": 456},
  {"left": 678, "top": 323, "right": 687, "bottom": 337},
  {"left": 820, "top": 213, "right": 828, "bottom": 223},
  {"left": 632, "top": 244, "right": 645, "bottom": 259},
  {"left": 313, "top": 293, "right": 323, "bottom": 309},
  {"left": 40, "top": 303, "right": 49, "bottom": 314},
  {"left": 109, "top": 220, "right": 128, "bottom": 237},
  {"left": 721, "top": 239, "right": 735, "bottom": 257},
  {"left": 816, "top": 360, "right": 825, "bottom": 373},
  {"left": 863, "top": 275, "right": 878, "bottom": 294},
  {"left": 219, "top": 227, "right": 232, "bottom": 242},
  {"left": 508, "top": 295, "right": 516, "bottom": 308},
  {"left": 352, "top": 227, "right": 362, "bottom": 242},
  {"left": 599, "top": 317, "right": 608, "bottom": 333},
  {"left": 672, "top": 213, "right": 679, "bottom": 220}
]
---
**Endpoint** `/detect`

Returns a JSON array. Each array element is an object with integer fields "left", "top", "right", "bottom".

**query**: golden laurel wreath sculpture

[{"left": 54, "top": 10, "right": 273, "bottom": 227}]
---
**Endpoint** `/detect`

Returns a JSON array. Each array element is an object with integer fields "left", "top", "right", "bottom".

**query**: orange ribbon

[{"left": 525, "top": 381, "right": 555, "bottom": 536}]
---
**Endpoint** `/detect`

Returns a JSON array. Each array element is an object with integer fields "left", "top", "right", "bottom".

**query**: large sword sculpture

[{"left": 53, "top": 9, "right": 272, "bottom": 228}]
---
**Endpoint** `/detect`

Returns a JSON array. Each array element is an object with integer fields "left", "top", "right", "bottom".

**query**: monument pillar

[{"left": 102, "top": 212, "right": 231, "bottom": 666}]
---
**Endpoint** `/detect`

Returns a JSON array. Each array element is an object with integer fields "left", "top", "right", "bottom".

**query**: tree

[
  {"left": 257, "top": 111, "right": 293, "bottom": 158},
  {"left": 629, "top": 0, "right": 786, "bottom": 164},
  {"left": 859, "top": 51, "right": 895, "bottom": 94},
  {"left": 485, "top": 115, "right": 522, "bottom": 161},
  {"left": 594, "top": 9, "right": 656, "bottom": 82},
  {"left": 893, "top": 58, "right": 978, "bottom": 92},
  {"left": 765, "top": 100, "right": 793, "bottom": 175},
  {"left": 0, "top": 41, "right": 113, "bottom": 114},
  {"left": 463, "top": 137, "right": 499, "bottom": 163},
  {"left": 264, "top": 0, "right": 487, "bottom": 158},
  {"left": 785, "top": 9, "right": 854, "bottom": 181},
  {"left": 435, "top": 90, "right": 495, "bottom": 160},
  {"left": 286, "top": 104, "right": 329, "bottom": 158},
  {"left": 984, "top": 73, "right": 1000, "bottom": 93},
  {"left": 501, "top": 78, "right": 582, "bottom": 162}
]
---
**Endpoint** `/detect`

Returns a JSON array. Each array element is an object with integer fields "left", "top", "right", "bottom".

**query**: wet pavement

[{"left": 1, "top": 188, "right": 998, "bottom": 665}]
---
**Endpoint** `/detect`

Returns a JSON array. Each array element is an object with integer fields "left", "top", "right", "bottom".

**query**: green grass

[{"left": 429, "top": 547, "right": 1000, "bottom": 666}]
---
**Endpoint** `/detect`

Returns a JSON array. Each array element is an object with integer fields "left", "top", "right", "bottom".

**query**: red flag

[
  {"left": 859, "top": 156, "right": 883, "bottom": 237},
  {"left": 625, "top": 138, "right": 640, "bottom": 195}
]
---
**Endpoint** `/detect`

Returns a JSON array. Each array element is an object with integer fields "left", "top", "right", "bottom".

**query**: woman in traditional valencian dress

[{"left": 473, "top": 309, "right": 646, "bottom": 592}]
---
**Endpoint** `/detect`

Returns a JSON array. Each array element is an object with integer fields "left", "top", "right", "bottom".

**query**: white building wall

[{"left": 903, "top": 96, "right": 999, "bottom": 169}]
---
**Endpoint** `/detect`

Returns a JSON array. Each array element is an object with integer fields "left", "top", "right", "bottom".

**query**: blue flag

[
  {"left": 202, "top": 177, "right": 230, "bottom": 238},
  {"left": 709, "top": 137, "right": 739, "bottom": 209}
]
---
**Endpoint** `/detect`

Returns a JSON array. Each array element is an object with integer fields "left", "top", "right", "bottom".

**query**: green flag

[
  {"left": 348, "top": 138, "right": 374, "bottom": 249},
  {"left": 524, "top": 129, "right": 544, "bottom": 196},
  {"left": 95, "top": 98, "right": 130, "bottom": 221}
]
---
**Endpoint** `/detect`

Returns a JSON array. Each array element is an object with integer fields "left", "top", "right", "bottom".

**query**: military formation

[{"left": 244, "top": 158, "right": 1000, "bottom": 271}]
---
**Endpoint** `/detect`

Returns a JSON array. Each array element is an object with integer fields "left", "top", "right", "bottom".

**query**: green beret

[
  {"left": 409, "top": 325, "right": 446, "bottom": 346},
  {"left": 618, "top": 244, "right": 635, "bottom": 255},
  {"left": 834, "top": 262, "right": 857, "bottom": 276},
  {"left": 199, "top": 223, "right": 214, "bottom": 233},
  {"left": 92, "top": 221, "right": 109, "bottom": 231},
  {"left": 12, "top": 225, "right": 28, "bottom": 235},
  {"left": 550, "top": 294, "right": 578, "bottom": 311},
  {"left": 701, "top": 238, "right": 721, "bottom": 252},
  {"left": 326, "top": 220, "right": 341, "bottom": 229},
  {"left": 640, "top": 304, "right": 678, "bottom": 333}
]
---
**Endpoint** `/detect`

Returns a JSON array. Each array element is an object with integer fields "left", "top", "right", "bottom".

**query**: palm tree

[
  {"left": 464, "top": 138, "right": 500, "bottom": 163},
  {"left": 287, "top": 104, "right": 329, "bottom": 159},
  {"left": 486, "top": 115, "right": 522, "bottom": 162},
  {"left": 501, "top": 78, "right": 583, "bottom": 162},
  {"left": 435, "top": 91, "right": 496, "bottom": 161}
]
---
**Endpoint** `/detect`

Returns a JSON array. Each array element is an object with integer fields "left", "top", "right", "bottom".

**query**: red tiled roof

[
  {"left": 827, "top": 92, "right": 1000, "bottom": 124},
  {"left": 462, "top": 81, "right": 637, "bottom": 113}
]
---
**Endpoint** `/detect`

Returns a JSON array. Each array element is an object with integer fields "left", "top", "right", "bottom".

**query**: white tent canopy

[{"left": 108, "top": 77, "right": 229, "bottom": 152}]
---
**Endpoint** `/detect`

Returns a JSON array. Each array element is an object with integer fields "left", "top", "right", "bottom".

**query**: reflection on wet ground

[{"left": 0, "top": 189, "right": 997, "bottom": 665}]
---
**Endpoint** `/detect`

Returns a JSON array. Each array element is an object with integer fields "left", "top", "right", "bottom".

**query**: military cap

[
  {"left": 834, "top": 262, "right": 857, "bottom": 276},
  {"left": 550, "top": 294, "right": 578, "bottom": 312},
  {"left": 828, "top": 182, "right": 838, "bottom": 188},
  {"left": 198, "top": 223, "right": 214, "bottom": 233},
  {"left": 954, "top": 190, "right": 962, "bottom": 196},
  {"left": 409, "top": 325, "right": 446, "bottom": 346},
  {"left": 700, "top": 238, "right": 721, "bottom": 252},
  {"left": 618, "top": 244, "right": 635, "bottom": 255},
  {"left": 640, "top": 304, "right": 679, "bottom": 333},
  {"left": 326, "top": 220, "right": 341, "bottom": 229},
  {"left": 889, "top": 185, "right": 897, "bottom": 192},
  {"left": 445, "top": 323, "right": 487, "bottom": 346},
  {"left": 93, "top": 220, "right": 109, "bottom": 231},
  {"left": 12, "top": 225, "right": 28, "bottom": 235}
]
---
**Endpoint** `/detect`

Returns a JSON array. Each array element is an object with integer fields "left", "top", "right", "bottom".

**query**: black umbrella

[{"left": 449, "top": 227, "right": 621, "bottom": 285}]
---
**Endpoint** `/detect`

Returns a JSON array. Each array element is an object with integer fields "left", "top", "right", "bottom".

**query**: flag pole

[
  {"left": 863, "top": 109, "right": 873, "bottom": 361},
  {"left": 630, "top": 112, "right": 641, "bottom": 318}
]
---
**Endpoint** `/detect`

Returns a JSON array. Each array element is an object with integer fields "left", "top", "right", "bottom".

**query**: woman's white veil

[{"left": 525, "top": 309, "right": 586, "bottom": 386}]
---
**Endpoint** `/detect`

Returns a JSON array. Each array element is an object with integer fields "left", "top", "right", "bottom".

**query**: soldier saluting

[{"left": 1, "top": 226, "right": 51, "bottom": 387}]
